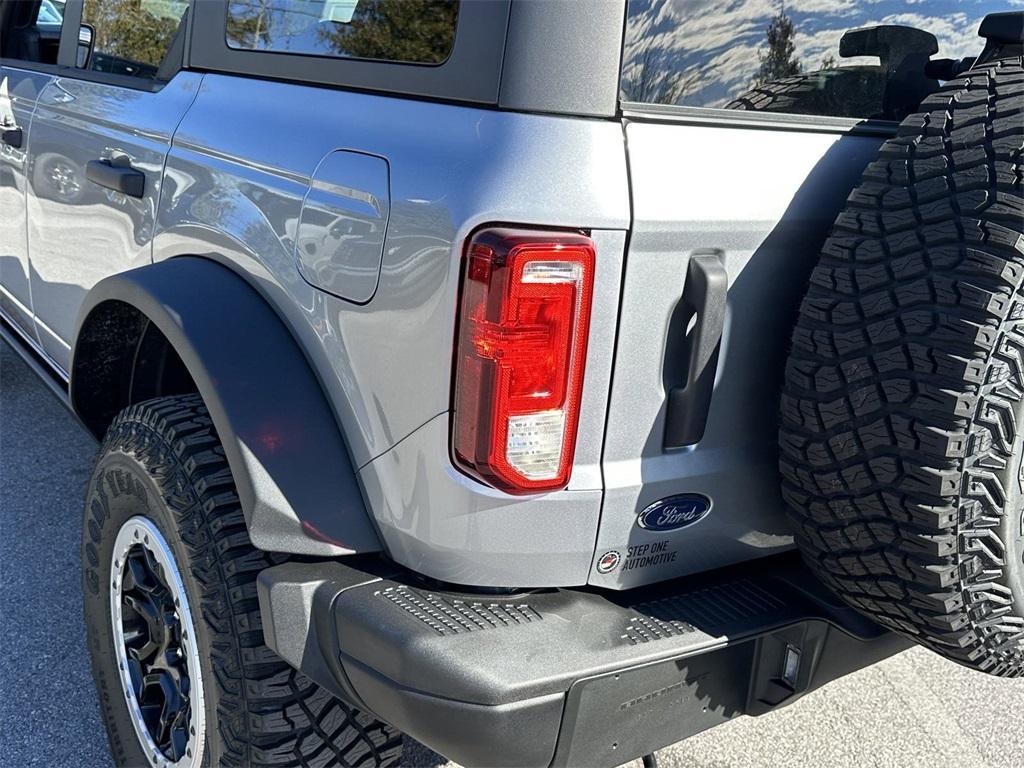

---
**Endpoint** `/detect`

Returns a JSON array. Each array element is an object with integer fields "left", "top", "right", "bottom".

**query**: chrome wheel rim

[{"left": 110, "top": 516, "right": 205, "bottom": 768}]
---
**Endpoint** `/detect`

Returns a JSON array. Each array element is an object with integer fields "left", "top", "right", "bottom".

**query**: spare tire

[
  {"left": 727, "top": 25, "right": 942, "bottom": 121},
  {"left": 779, "top": 55, "right": 1024, "bottom": 677},
  {"left": 725, "top": 67, "right": 890, "bottom": 119}
]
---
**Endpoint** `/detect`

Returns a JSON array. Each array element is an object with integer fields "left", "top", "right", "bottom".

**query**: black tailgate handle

[
  {"left": 664, "top": 249, "right": 728, "bottom": 449},
  {"left": 86, "top": 157, "right": 145, "bottom": 198}
]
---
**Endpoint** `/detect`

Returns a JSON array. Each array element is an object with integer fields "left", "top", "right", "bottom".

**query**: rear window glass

[
  {"left": 621, "top": 0, "right": 1005, "bottom": 122},
  {"left": 225, "top": 0, "right": 458, "bottom": 65}
]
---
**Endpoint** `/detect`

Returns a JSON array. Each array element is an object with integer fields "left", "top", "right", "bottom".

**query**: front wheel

[{"left": 82, "top": 394, "right": 403, "bottom": 767}]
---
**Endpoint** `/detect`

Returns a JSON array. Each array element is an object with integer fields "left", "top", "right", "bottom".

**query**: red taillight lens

[{"left": 452, "top": 228, "right": 595, "bottom": 494}]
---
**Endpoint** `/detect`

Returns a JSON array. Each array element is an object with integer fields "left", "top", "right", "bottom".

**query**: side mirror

[{"left": 77, "top": 24, "right": 95, "bottom": 69}]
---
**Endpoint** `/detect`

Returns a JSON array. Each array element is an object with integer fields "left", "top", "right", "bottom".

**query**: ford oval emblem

[{"left": 636, "top": 495, "right": 712, "bottom": 532}]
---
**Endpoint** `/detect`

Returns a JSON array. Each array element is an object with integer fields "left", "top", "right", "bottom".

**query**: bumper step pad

[
  {"left": 258, "top": 554, "right": 909, "bottom": 768},
  {"left": 380, "top": 585, "right": 543, "bottom": 636}
]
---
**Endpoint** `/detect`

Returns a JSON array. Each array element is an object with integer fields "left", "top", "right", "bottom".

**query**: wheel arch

[{"left": 71, "top": 255, "right": 383, "bottom": 557}]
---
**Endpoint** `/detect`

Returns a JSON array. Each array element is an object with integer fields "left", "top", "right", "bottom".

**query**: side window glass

[
  {"left": 79, "top": 0, "right": 190, "bottom": 81},
  {"left": 225, "top": 0, "right": 459, "bottom": 65},
  {"left": 1, "top": 0, "right": 68, "bottom": 65},
  {"left": 621, "top": 0, "right": 1005, "bottom": 122}
]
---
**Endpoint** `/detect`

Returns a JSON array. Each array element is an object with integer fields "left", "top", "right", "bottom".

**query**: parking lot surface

[{"left": 2, "top": 343, "right": 1020, "bottom": 768}]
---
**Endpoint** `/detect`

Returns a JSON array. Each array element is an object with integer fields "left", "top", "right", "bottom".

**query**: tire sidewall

[
  {"left": 1006, "top": 394, "right": 1024, "bottom": 616},
  {"left": 82, "top": 447, "right": 218, "bottom": 767},
  {"left": 980, "top": 306, "right": 1024, "bottom": 623}
]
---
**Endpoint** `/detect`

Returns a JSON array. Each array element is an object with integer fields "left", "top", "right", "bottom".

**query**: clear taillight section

[{"left": 451, "top": 228, "right": 595, "bottom": 494}]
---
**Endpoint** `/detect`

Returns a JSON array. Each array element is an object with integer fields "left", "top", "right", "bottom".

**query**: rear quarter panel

[{"left": 153, "top": 74, "right": 629, "bottom": 586}]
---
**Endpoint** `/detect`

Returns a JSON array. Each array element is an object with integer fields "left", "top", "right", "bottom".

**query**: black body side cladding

[
  {"left": 0, "top": 314, "right": 70, "bottom": 406},
  {"left": 71, "top": 256, "right": 382, "bottom": 556},
  {"left": 257, "top": 553, "right": 910, "bottom": 768}
]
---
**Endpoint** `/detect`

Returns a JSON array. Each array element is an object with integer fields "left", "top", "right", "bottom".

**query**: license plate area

[{"left": 553, "top": 641, "right": 756, "bottom": 767}]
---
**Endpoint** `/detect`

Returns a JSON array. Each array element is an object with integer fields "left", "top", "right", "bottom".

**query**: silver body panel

[
  {"left": 25, "top": 71, "right": 201, "bottom": 371},
  {"left": 591, "top": 121, "right": 885, "bottom": 589},
  {"left": 359, "top": 229, "right": 627, "bottom": 587},
  {"left": 0, "top": 67, "right": 51, "bottom": 340},
  {"left": 295, "top": 150, "right": 391, "bottom": 304},
  {"left": 150, "top": 74, "right": 628, "bottom": 586}
]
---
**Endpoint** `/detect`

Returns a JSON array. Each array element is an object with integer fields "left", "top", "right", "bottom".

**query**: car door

[
  {"left": 0, "top": 0, "right": 64, "bottom": 345},
  {"left": 25, "top": 0, "right": 196, "bottom": 371}
]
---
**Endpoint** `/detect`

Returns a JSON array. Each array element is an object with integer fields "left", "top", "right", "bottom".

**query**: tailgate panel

[{"left": 592, "top": 121, "right": 885, "bottom": 588}]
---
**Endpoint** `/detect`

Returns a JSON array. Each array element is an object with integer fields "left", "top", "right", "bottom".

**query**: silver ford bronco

[{"left": 1, "top": 1, "right": 1021, "bottom": 766}]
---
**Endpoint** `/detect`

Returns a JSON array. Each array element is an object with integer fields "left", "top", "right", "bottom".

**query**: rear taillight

[{"left": 452, "top": 228, "right": 595, "bottom": 494}]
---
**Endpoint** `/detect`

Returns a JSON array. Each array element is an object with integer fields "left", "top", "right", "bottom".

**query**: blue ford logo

[{"left": 636, "top": 495, "right": 712, "bottom": 531}]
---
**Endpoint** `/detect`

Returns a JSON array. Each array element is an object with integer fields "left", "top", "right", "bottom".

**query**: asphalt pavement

[{"left": 1, "top": 342, "right": 1021, "bottom": 768}]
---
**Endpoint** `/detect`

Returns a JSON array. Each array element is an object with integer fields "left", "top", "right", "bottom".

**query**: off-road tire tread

[
  {"left": 726, "top": 73, "right": 821, "bottom": 113},
  {"left": 99, "top": 394, "right": 403, "bottom": 767},
  {"left": 779, "top": 57, "right": 1024, "bottom": 677}
]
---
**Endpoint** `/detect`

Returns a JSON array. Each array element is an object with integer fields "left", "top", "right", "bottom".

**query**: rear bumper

[{"left": 257, "top": 554, "right": 909, "bottom": 768}]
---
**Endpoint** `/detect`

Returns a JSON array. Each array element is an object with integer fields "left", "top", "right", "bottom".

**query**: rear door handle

[
  {"left": 1, "top": 127, "right": 23, "bottom": 148},
  {"left": 86, "top": 158, "right": 145, "bottom": 198},
  {"left": 663, "top": 250, "right": 728, "bottom": 449}
]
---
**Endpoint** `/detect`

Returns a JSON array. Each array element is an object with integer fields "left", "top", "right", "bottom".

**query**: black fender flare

[{"left": 71, "top": 256, "right": 382, "bottom": 556}]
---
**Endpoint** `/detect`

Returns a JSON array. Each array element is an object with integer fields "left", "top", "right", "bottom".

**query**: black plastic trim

[
  {"left": 0, "top": 311, "right": 71, "bottom": 407},
  {"left": 979, "top": 11, "right": 1024, "bottom": 45},
  {"left": 1, "top": 126, "right": 23, "bottom": 147},
  {"left": 664, "top": 250, "right": 727, "bottom": 448},
  {"left": 257, "top": 552, "right": 909, "bottom": 768},
  {"left": 498, "top": 0, "right": 625, "bottom": 118},
  {"left": 71, "top": 257, "right": 382, "bottom": 557},
  {"left": 85, "top": 158, "right": 145, "bottom": 197}
]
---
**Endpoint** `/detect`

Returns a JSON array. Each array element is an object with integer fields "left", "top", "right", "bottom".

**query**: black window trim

[
  {"left": 0, "top": 57, "right": 63, "bottom": 77},
  {"left": 189, "top": 0, "right": 509, "bottom": 105}
]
